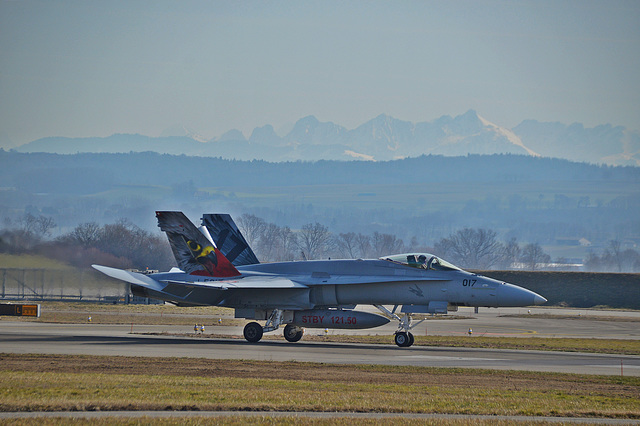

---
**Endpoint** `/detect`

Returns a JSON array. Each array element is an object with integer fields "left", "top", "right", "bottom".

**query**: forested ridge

[
  {"left": 2, "top": 150, "right": 638, "bottom": 193},
  {"left": 1, "top": 150, "right": 638, "bottom": 269}
]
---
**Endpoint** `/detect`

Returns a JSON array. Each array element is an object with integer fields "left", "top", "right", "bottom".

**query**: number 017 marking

[{"left": 462, "top": 279, "right": 477, "bottom": 287}]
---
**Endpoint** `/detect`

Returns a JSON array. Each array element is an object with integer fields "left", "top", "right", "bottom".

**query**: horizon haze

[{"left": 1, "top": 1, "right": 639, "bottom": 148}]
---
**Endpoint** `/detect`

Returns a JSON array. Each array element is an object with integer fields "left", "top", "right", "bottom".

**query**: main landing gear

[
  {"left": 283, "top": 324, "right": 304, "bottom": 342},
  {"left": 242, "top": 309, "right": 305, "bottom": 343},
  {"left": 243, "top": 321, "right": 263, "bottom": 343},
  {"left": 375, "top": 304, "right": 425, "bottom": 348}
]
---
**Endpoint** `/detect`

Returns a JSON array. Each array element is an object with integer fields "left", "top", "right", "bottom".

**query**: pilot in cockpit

[
  {"left": 406, "top": 254, "right": 429, "bottom": 269},
  {"left": 406, "top": 254, "right": 418, "bottom": 267}
]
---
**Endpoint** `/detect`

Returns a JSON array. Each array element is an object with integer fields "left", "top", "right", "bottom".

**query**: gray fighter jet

[{"left": 93, "top": 211, "right": 546, "bottom": 347}]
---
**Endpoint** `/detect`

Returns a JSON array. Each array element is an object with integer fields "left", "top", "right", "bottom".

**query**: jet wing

[
  {"left": 94, "top": 264, "right": 307, "bottom": 291},
  {"left": 160, "top": 276, "right": 308, "bottom": 290},
  {"left": 92, "top": 265, "right": 165, "bottom": 291}
]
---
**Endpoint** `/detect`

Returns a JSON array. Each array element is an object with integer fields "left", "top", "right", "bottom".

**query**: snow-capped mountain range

[{"left": 16, "top": 110, "right": 640, "bottom": 166}]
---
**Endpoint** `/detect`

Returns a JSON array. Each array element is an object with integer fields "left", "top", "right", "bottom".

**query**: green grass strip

[
  {"left": 0, "top": 354, "right": 638, "bottom": 418},
  {"left": 0, "top": 370, "right": 638, "bottom": 417}
]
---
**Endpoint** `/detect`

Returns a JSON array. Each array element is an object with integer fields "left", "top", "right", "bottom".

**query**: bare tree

[
  {"left": 93, "top": 219, "right": 171, "bottom": 269},
  {"left": 297, "top": 222, "right": 331, "bottom": 260},
  {"left": 585, "top": 245, "right": 640, "bottom": 272},
  {"left": 607, "top": 240, "right": 623, "bottom": 272},
  {"left": 521, "top": 243, "right": 551, "bottom": 271},
  {"left": 355, "top": 233, "right": 372, "bottom": 258},
  {"left": 48, "top": 219, "right": 173, "bottom": 270},
  {"left": 18, "top": 213, "right": 39, "bottom": 233},
  {"left": 256, "top": 222, "right": 280, "bottom": 262},
  {"left": 64, "top": 222, "right": 101, "bottom": 247},
  {"left": 35, "top": 216, "right": 56, "bottom": 237},
  {"left": 274, "top": 226, "right": 297, "bottom": 261},
  {"left": 435, "top": 228, "right": 504, "bottom": 269},
  {"left": 371, "top": 232, "right": 404, "bottom": 257},
  {"left": 334, "top": 232, "right": 358, "bottom": 259},
  {"left": 8, "top": 213, "right": 47, "bottom": 250},
  {"left": 497, "top": 237, "right": 520, "bottom": 269},
  {"left": 237, "top": 213, "right": 266, "bottom": 247}
]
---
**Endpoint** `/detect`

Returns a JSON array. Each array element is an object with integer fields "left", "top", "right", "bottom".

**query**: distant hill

[
  {"left": 3, "top": 150, "right": 638, "bottom": 193},
  {"left": 2, "top": 150, "right": 638, "bottom": 252},
  {"left": 16, "top": 110, "right": 640, "bottom": 166}
]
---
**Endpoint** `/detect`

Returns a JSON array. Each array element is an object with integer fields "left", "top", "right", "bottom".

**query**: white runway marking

[
  {"left": 585, "top": 364, "right": 640, "bottom": 370},
  {"left": 399, "top": 355, "right": 508, "bottom": 362}
]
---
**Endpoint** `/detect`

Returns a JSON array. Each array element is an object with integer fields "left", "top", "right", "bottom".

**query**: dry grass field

[
  {"left": 2, "top": 302, "right": 640, "bottom": 422},
  {"left": 0, "top": 354, "right": 638, "bottom": 419}
]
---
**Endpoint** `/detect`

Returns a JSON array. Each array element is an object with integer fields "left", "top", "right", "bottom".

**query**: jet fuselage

[{"left": 134, "top": 257, "right": 543, "bottom": 312}]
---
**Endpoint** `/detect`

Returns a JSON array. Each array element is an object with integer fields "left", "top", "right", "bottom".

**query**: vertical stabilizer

[
  {"left": 198, "top": 225, "right": 216, "bottom": 247},
  {"left": 156, "top": 211, "right": 240, "bottom": 278},
  {"left": 201, "top": 213, "right": 260, "bottom": 266}
]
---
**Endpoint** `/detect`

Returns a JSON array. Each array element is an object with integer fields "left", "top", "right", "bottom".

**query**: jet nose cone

[
  {"left": 498, "top": 282, "right": 547, "bottom": 307},
  {"left": 533, "top": 294, "right": 547, "bottom": 305}
]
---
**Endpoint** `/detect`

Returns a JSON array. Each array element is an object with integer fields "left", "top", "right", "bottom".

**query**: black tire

[
  {"left": 283, "top": 324, "right": 304, "bottom": 342},
  {"left": 407, "top": 332, "right": 415, "bottom": 347},
  {"left": 394, "top": 331, "right": 409, "bottom": 347},
  {"left": 243, "top": 322, "right": 263, "bottom": 343}
]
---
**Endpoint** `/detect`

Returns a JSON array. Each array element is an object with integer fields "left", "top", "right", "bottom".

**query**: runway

[
  {"left": 319, "top": 306, "right": 640, "bottom": 340},
  {"left": 2, "top": 311, "right": 640, "bottom": 376}
]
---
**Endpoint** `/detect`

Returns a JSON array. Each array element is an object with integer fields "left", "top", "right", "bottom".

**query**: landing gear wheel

[
  {"left": 283, "top": 324, "right": 304, "bottom": 342},
  {"left": 407, "top": 332, "right": 415, "bottom": 347},
  {"left": 243, "top": 321, "right": 263, "bottom": 343},
  {"left": 395, "top": 331, "right": 412, "bottom": 347}
]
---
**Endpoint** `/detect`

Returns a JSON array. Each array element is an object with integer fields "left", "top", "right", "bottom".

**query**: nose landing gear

[
  {"left": 375, "top": 304, "right": 424, "bottom": 347},
  {"left": 394, "top": 331, "right": 415, "bottom": 347}
]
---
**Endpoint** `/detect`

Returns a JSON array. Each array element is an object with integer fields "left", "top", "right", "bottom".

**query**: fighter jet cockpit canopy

[{"left": 381, "top": 253, "right": 461, "bottom": 271}]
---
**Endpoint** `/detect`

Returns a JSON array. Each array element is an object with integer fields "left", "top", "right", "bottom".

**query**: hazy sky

[{"left": 1, "top": 0, "right": 639, "bottom": 146}]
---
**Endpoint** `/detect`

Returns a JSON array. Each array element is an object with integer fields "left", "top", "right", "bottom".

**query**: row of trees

[
  {"left": 3, "top": 213, "right": 639, "bottom": 272},
  {"left": 584, "top": 240, "right": 640, "bottom": 272},
  {"left": 237, "top": 214, "right": 555, "bottom": 270},
  {"left": 433, "top": 229, "right": 552, "bottom": 270},
  {"left": 237, "top": 214, "right": 405, "bottom": 262},
  {"left": 1, "top": 215, "right": 173, "bottom": 270}
]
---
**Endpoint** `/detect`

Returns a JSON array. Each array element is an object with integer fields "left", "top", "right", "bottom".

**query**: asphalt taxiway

[{"left": 1, "top": 307, "right": 639, "bottom": 376}]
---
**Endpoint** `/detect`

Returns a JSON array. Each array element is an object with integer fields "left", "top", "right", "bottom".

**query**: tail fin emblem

[
  {"left": 156, "top": 211, "right": 240, "bottom": 278},
  {"left": 183, "top": 237, "right": 218, "bottom": 275}
]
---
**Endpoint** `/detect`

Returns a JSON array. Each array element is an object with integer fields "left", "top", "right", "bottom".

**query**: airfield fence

[{"left": 0, "top": 268, "right": 157, "bottom": 304}]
